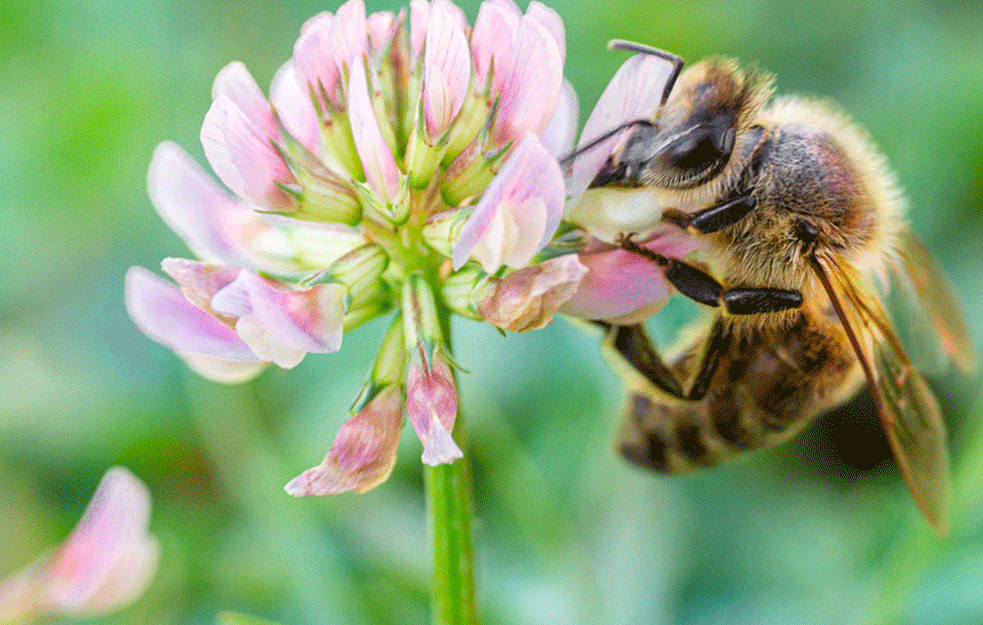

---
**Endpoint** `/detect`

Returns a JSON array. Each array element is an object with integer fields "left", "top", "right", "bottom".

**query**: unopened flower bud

[
  {"left": 422, "top": 207, "right": 470, "bottom": 257},
  {"left": 479, "top": 254, "right": 587, "bottom": 332},
  {"left": 441, "top": 265, "right": 493, "bottom": 321}
]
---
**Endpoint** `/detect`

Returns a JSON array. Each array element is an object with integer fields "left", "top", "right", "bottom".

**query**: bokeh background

[{"left": 2, "top": 0, "right": 983, "bottom": 623}]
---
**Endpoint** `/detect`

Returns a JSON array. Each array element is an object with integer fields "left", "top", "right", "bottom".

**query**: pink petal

[
  {"left": 470, "top": 2, "right": 518, "bottom": 93},
  {"left": 292, "top": 12, "right": 343, "bottom": 109},
  {"left": 568, "top": 53, "right": 679, "bottom": 203},
  {"left": 200, "top": 96, "right": 294, "bottom": 210},
  {"left": 479, "top": 254, "right": 588, "bottom": 332},
  {"left": 452, "top": 135, "right": 565, "bottom": 271},
  {"left": 211, "top": 62, "right": 278, "bottom": 141},
  {"left": 270, "top": 60, "right": 321, "bottom": 156},
  {"left": 40, "top": 467, "right": 159, "bottom": 616},
  {"left": 125, "top": 267, "right": 259, "bottom": 363},
  {"left": 490, "top": 15, "right": 562, "bottom": 145},
  {"left": 211, "top": 271, "right": 347, "bottom": 368},
  {"left": 526, "top": 1, "right": 565, "bottom": 62},
  {"left": 333, "top": 0, "right": 370, "bottom": 69},
  {"left": 562, "top": 230, "right": 698, "bottom": 322},
  {"left": 422, "top": 1, "right": 471, "bottom": 140},
  {"left": 347, "top": 61, "right": 401, "bottom": 203},
  {"left": 409, "top": 0, "right": 430, "bottom": 63},
  {"left": 406, "top": 352, "right": 462, "bottom": 465},
  {"left": 367, "top": 11, "right": 398, "bottom": 51},
  {"left": 284, "top": 385, "right": 405, "bottom": 496},
  {"left": 148, "top": 142, "right": 277, "bottom": 269},
  {"left": 540, "top": 79, "right": 578, "bottom": 158}
]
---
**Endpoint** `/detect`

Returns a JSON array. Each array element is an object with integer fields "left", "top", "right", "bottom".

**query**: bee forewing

[
  {"left": 812, "top": 255, "right": 951, "bottom": 535},
  {"left": 894, "top": 228, "right": 975, "bottom": 375}
]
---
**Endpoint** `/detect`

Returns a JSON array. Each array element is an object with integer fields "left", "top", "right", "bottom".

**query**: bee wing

[
  {"left": 889, "top": 228, "right": 975, "bottom": 374},
  {"left": 811, "top": 254, "right": 950, "bottom": 535}
]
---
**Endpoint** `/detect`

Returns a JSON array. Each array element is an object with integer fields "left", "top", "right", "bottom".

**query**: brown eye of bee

[{"left": 660, "top": 125, "right": 735, "bottom": 172}]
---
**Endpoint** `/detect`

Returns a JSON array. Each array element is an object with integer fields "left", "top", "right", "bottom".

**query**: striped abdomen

[{"left": 615, "top": 312, "right": 863, "bottom": 473}]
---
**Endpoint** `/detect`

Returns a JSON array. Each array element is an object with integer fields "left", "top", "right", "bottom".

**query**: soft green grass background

[{"left": 1, "top": 1, "right": 982, "bottom": 623}]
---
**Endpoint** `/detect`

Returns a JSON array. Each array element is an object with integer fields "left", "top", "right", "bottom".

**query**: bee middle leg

[{"left": 619, "top": 237, "right": 803, "bottom": 314}]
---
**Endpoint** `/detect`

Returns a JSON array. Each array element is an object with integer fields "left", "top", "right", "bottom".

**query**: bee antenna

[
  {"left": 559, "top": 119, "right": 654, "bottom": 169},
  {"left": 608, "top": 40, "right": 685, "bottom": 106}
]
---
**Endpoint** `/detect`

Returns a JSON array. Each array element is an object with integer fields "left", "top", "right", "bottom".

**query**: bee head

[{"left": 595, "top": 58, "right": 774, "bottom": 190}]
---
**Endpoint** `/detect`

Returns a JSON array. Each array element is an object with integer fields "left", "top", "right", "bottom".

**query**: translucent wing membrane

[
  {"left": 891, "top": 228, "right": 975, "bottom": 374},
  {"left": 811, "top": 254, "right": 950, "bottom": 535}
]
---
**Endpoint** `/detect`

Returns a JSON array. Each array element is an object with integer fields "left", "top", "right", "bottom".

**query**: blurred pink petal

[
  {"left": 201, "top": 96, "right": 294, "bottom": 210},
  {"left": 480, "top": 254, "right": 587, "bottom": 332},
  {"left": 540, "top": 79, "right": 578, "bottom": 158},
  {"left": 568, "top": 53, "right": 678, "bottom": 203},
  {"left": 491, "top": 15, "right": 562, "bottom": 145},
  {"left": 212, "top": 62, "right": 279, "bottom": 140},
  {"left": 422, "top": 1, "right": 471, "bottom": 140},
  {"left": 211, "top": 270, "right": 347, "bottom": 368},
  {"left": 525, "top": 2, "right": 565, "bottom": 61},
  {"left": 125, "top": 266, "right": 260, "bottom": 364},
  {"left": 452, "top": 135, "right": 564, "bottom": 272},
  {"left": 0, "top": 468, "right": 160, "bottom": 620},
  {"left": 406, "top": 351, "right": 462, "bottom": 465},
  {"left": 270, "top": 60, "right": 322, "bottom": 155},
  {"left": 409, "top": 0, "right": 430, "bottom": 63},
  {"left": 470, "top": 2, "right": 518, "bottom": 93},
  {"left": 148, "top": 142, "right": 296, "bottom": 271},
  {"left": 285, "top": 385, "right": 405, "bottom": 495},
  {"left": 367, "top": 11, "right": 398, "bottom": 50},
  {"left": 293, "top": 2, "right": 369, "bottom": 110},
  {"left": 348, "top": 61, "right": 401, "bottom": 203},
  {"left": 562, "top": 229, "right": 698, "bottom": 323}
]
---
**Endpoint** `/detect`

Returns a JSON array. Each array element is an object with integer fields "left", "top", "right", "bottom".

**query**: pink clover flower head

[
  {"left": 127, "top": 0, "right": 589, "bottom": 493},
  {"left": 0, "top": 468, "right": 159, "bottom": 622}
]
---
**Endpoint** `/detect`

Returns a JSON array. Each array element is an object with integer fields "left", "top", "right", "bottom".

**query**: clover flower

[
  {"left": 126, "top": 0, "right": 593, "bottom": 496},
  {"left": 0, "top": 468, "right": 159, "bottom": 623}
]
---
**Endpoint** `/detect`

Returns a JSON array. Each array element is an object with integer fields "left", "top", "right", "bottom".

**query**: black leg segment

[
  {"left": 689, "top": 194, "right": 757, "bottom": 234},
  {"left": 664, "top": 260, "right": 722, "bottom": 306},
  {"left": 722, "top": 288, "right": 802, "bottom": 315},
  {"left": 611, "top": 324, "right": 686, "bottom": 399}
]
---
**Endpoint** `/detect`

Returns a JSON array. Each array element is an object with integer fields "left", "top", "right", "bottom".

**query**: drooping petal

[
  {"left": 568, "top": 53, "right": 679, "bottom": 203},
  {"left": 406, "top": 351, "right": 462, "bottom": 465},
  {"left": 200, "top": 96, "right": 294, "bottom": 210},
  {"left": 562, "top": 229, "right": 699, "bottom": 323},
  {"left": 210, "top": 271, "right": 347, "bottom": 368},
  {"left": 470, "top": 2, "right": 519, "bottom": 92},
  {"left": 125, "top": 267, "right": 261, "bottom": 365},
  {"left": 490, "top": 15, "right": 562, "bottom": 145},
  {"left": 540, "top": 79, "right": 578, "bottom": 159},
  {"left": 348, "top": 61, "right": 401, "bottom": 203},
  {"left": 422, "top": 0, "right": 471, "bottom": 140},
  {"left": 479, "top": 254, "right": 588, "bottom": 332},
  {"left": 284, "top": 385, "right": 405, "bottom": 496},
  {"left": 212, "top": 62, "right": 279, "bottom": 141},
  {"left": 148, "top": 142, "right": 299, "bottom": 273},
  {"left": 0, "top": 468, "right": 160, "bottom": 620},
  {"left": 270, "top": 60, "right": 321, "bottom": 156},
  {"left": 452, "top": 135, "right": 565, "bottom": 272}
]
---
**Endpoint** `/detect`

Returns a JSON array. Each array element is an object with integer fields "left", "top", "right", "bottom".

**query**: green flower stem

[{"left": 426, "top": 306, "right": 479, "bottom": 625}]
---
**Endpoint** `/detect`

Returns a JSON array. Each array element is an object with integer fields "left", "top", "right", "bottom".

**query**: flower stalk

[{"left": 425, "top": 305, "right": 477, "bottom": 625}]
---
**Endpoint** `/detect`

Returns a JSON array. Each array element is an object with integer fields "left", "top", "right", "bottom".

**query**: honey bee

[{"left": 577, "top": 42, "right": 974, "bottom": 533}]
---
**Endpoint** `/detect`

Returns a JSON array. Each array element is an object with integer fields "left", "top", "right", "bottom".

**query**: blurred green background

[{"left": 2, "top": 0, "right": 982, "bottom": 623}]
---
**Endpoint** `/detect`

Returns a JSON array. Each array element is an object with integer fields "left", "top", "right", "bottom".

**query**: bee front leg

[
  {"left": 619, "top": 237, "right": 803, "bottom": 314},
  {"left": 663, "top": 194, "right": 757, "bottom": 234}
]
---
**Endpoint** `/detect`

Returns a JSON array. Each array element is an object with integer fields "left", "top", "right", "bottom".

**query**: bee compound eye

[{"left": 660, "top": 125, "right": 733, "bottom": 173}]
